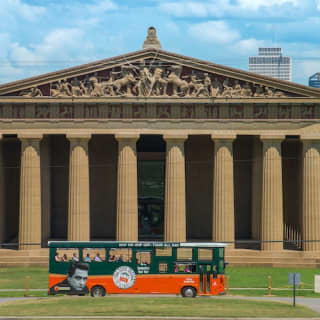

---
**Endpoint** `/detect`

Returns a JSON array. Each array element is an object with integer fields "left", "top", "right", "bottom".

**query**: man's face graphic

[{"left": 68, "top": 268, "right": 88, "bottom": 291}]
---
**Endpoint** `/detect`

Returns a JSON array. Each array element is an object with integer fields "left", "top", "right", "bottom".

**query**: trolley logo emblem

[{"left": 113, "top": 266, "right": 136, "bottom": 289}]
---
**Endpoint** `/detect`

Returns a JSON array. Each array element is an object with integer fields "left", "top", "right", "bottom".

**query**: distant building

[
  {"left": 309, "top": 72, "right": 320, "bottom": 88},
  {"left": 249, "top": 48, "right": 292, "bottom": 81}
]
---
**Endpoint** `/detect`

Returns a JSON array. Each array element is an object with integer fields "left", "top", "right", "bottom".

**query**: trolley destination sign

[{"left": 48, "top": 241, "right": 228, "bottom": 249}]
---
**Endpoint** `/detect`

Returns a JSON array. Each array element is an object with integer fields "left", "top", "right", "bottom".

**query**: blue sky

[{"left": 1, "top": 0, "right": 320, "bottom": 85}]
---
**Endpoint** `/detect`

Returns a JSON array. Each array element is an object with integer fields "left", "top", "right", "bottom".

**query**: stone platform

[{"left": 0, "top": 248, "right": 319, "bottom": 268}]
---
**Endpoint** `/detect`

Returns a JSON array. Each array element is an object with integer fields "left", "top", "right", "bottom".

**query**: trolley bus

[{"left": 48, "top": 241, "right": 227, "bottom": 297}]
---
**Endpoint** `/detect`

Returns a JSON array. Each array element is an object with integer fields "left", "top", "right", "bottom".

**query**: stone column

[
  {"left": 251, "top": 137, "right": 262, "bottom": 241},
  {"left": 40, "top": 136, "right": 51, "bottom": 247},
  {"left": 18, "top": 134, "right": 43, "bottom": 250},
  {"left": 260, "top": 135, "right": 285, "bottom": 251},
  {"left": 301, "top": 136, "right": 320, "bottom": 251},
  {"left": 163, "top": 134, "right": 188, "bottom": 242},
  {"left": 0, "top": 135, "right": 4, "bottom": 247},
  {"left": 115, "top": 133, "right": 140, "bottom": 241},
  {"left": 211, "top": 134, "right": 236, "bottom": 248},
  {"left": 67, "top": 134, "right": 91, "bottom": 241}
]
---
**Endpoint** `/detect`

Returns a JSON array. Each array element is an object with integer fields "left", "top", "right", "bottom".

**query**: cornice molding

[{"left": 0, "top": 48, "right": 319, "bottom": 98}]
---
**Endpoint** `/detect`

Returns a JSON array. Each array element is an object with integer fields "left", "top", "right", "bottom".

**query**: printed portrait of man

[{"left": 50, "top": 262, "right": 89, "bottom": 295}]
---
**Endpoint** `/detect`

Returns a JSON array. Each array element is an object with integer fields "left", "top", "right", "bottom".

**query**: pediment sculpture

[{"left": 18, "top": 61, "right": 289, "bottom": 98}]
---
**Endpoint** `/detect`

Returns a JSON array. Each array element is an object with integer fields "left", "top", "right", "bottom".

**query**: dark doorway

[{"left": 137, "top": 135, "right": 165, "bottom": 240}]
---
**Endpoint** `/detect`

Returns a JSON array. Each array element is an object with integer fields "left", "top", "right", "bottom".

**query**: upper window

[
  {"left": 108, "top": 248, "right": 132, "bottom": 263},
  {"left": 83, "top": 249, "right": 106, "bottom": 262},
  {"left": 174, "top": 263, "right": 196, "bottom": 273},
  {"left": 198, "top": 248, "right": 213, "bottom": 261},
  {"left": 177, "top": 248, "right": 192, "bottom": 260},
  {"left": 55, "top": 248, "right": 79, "bottom": 263},
  {"left": 155, "top": 247, "right": 172, "bottom": 257},
  {"left": 136, "top": 251, "right": 151, "bottom": 265}
]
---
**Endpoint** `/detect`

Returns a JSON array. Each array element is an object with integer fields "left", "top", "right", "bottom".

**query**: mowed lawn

[
  {"left": 1, "top": 266, "right": 319, "bottom": 288},
  {"left": 0, "top": 297, "right": 318, "bottom": 317}
]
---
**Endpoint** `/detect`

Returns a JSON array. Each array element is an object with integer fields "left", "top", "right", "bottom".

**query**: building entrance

[
  {"left": 137, "top": 135, "right": 165, "bottom": 240},
  {"left": 138, "top": 160, "right": 165, "bottom": 240}
]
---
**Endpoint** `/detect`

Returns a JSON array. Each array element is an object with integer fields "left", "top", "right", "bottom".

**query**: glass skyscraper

[
  {"left": 309, "top": 72, "right": 320, "bottom": 88},
  {"left": 249, "top": 48, "right": 292, "bottom": 81}
]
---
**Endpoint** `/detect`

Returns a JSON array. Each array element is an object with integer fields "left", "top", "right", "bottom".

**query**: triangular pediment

[{"left": 0, "top": 48, "right": 319, "bottom": 99}]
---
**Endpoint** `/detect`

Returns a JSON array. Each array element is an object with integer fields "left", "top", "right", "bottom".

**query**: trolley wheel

[
  {"left": 90, "top": 286, "right": 106, "bottom": 297},
  {"left": 181, "top": 286, "right": 197, "bottom": 298}
]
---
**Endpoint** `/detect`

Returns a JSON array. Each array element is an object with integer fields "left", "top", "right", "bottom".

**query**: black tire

[
  {"left": 90, "top": 286, "right": 106, "bottom": 297},
  {"left": 181, "top": 286, "right": 197, "bottom": 298}
]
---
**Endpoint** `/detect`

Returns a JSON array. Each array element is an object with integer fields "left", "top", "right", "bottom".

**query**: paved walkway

[
  {"left": 212, "top": 295, "right": 320, "bottom": 313},
  {"left": 0, "top": 295, "right": 319, "bottom": 319}
]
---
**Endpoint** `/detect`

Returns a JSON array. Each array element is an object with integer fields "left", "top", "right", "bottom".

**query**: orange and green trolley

[{"left": 48, "top": 241, "right": 227, "bottom": 297}]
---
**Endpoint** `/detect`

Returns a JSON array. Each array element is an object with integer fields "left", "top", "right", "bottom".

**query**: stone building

[{"left": 0, "top": 28, "right": 320, "bottom": 255}]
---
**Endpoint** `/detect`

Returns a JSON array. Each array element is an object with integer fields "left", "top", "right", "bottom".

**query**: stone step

[
  {"left": 226, "top": 256, "right": 317, "bottom": 263},
  {"left": 0, "top": 249, "right": 49, "bottom": 256},
  {"left": 0, "top": 262, "right": 48, "bottom": 267},
  {"left": 228, "top": 262, "right": 319, "bottom": 268},
  {"left": 0, "top": 257, "right": 48, "bottom": 263}
]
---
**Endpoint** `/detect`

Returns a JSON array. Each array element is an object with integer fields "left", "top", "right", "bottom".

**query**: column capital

[
  {"left": 300, "top": 135, "right": 320, "bottom": 142},
  {"left": 66, "top": 133, "right": 91, "bottom": 141},
  {"left": 115, "top": 133, "right": 140, "bottom": 142},
  {"left": 260, "top": 134, "right": 285, "bottom": 142},
  {"left": 163, "top": 134, "right": 188, "bottom": 141},
  {"left": 18, "top": 133, "right": 43, "bottom": 141},
  {"left": 211, "top": 133, "right": 236, "bottom": 141}
]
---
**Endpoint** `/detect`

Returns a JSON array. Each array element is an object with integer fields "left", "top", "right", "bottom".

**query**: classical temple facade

[{"left": 0, "top": 28, "right": 320, "bottom": 253}]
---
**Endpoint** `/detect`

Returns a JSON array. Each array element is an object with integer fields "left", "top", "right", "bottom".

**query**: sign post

[{"left": 288, "top": 272, "right": 301, "bottom": 307}]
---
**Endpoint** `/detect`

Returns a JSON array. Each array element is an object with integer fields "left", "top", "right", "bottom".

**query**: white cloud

[
  {"left": 0, "top": 0, "right": 46, "bottom": 21},
  {"left": 159, "top": 0, "right": 304, "bottom": 17},
  {"left": 294, "top": 59, "right": 320, "bottom": 84},
  {"left": 159, "top": 2, "right": 209, "bottom": 17},
  {"left": 85, "top": 0, "right": 118, "bottom": 14},
  {"left": 316, "top": 0, "right": 320, "bottom": 10},
  {"left": 232, "top": 38, "right": 266, "bottom": 55},
  {"left": 188, "top": 21, "right": 240, "bottom": 44},
  {"left": 237, "top": 0, "right": 298, "bottom": 10}
]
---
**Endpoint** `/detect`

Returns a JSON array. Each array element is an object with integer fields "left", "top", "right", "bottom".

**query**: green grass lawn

[
  {"left": 0, "top": 296, "right": 318, "bottom": 317},
  {"left": 0, "top": 267, "right": 48, "bottom": 289},
  {"left": 226, "top": 266, "right": 320, "bottom": 289},
  {"left": 0, "top": 266, "right": 319, "bottom": 298}
]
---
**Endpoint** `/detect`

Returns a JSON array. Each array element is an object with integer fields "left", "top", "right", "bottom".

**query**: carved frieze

[
  {"left": 59, "top": 105, "right": 74, "bottom": 118},
  {"left": 254, "top": 104, "right": 268, "bottom": 119},
  {"left": 278, "top": 105, "right": 292, "bottom": 119},
  {"left": 35, "top": 105, "right": 50, "bottom": 118},
  {"left": 1, "top": 102, "right": 320, "bottom": 120},
  {"left": 14, "top": 59, "right": 292, "bottom": 99},
  {"left": 204, "top": 105, "right": 219, "bottom": 119},
  {"left": 230, "top": 105, "right": 244, "bottom": 119},
  {"left": 301, "top": 105, "right": 315, "bottom": 119}
]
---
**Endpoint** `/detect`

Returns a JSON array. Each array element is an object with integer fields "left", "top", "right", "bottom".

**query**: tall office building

[
  {"left": 249, "top": 48, "right": 292, "bottom": 81},
  {"left": 309, "top": 72, "right": 320, "bottom": 88}
]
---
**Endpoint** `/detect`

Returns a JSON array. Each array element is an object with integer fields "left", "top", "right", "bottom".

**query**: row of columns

[{"left": 2, "top": 133, "right": 320, "bottom": 251}]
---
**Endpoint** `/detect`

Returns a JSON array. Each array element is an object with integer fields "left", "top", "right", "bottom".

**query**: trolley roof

[{"left": 48, "top": 241, "right": 228, "bottom": 248}]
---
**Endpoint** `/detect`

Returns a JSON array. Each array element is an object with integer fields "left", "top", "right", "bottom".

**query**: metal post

[
  {"left": 293, "top": 273, "right": 296, "bottom": 307},
  {"left": 25, "top": 276, "right": 30, "bottom": 297},
  {"left": 226, "top": 275, "right": 230, "bottom": 295},
  {"left": 268, "top": 275, "right": 272, "bottom": 296}
]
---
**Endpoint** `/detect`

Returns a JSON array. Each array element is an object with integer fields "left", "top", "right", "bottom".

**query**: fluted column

[
  {"left": 251, "top": 137, "right": 262, "bottom": 241},
  {"left": 260, "top": 135, "right": 284, "bottom": 251},
  {"left": 18, "top": 134, "right": 42, "bottom": 250},
  {"left": 163, "top": 134, "right": 187, "bottom": 242},
  {"left": 41, "top": 136, "right": 51, "bottom": 247},
  {"left": 211, "top": 134, "right": 236, "bottom": 248},
  {"left": 0, "top": 135, "right": 4, "bottom": 247},
  {"left": 67, "top": 134, "right": 91, "bottom": 241},
  {"left": 116, "top": 133, "right": 139, "bottom": 241},
  {"left": 301, "top": 136, "right": 320, "bottom": 251}
]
